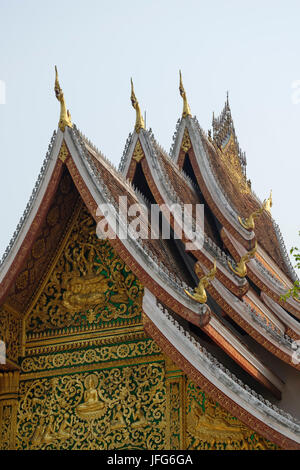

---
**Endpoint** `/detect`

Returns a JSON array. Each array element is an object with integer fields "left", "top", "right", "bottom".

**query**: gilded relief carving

[
  {"left": 220, "top": 133, "right": 249, "bottom": 194},
  {"left": 186, "top": 380, "right": 278, "bottom": 450},
  {"left": 132, "top": 140, "right": 144, "bottom": 163},
  {"left": 0, "top": 306, "right": 22, "bottom": 364},
  {"left": 21, "top": 339, "right": 161, "bottom": 374},
  {"left": 16, "top": 363, "right": 166, "bottom": 450},
  {"left": 181, "top": 127, "right": 191, "bottom": 153},
  {"left": 6, "top": 170, "right": 79, "bottom": 313},
  {"left": 26, "top": 206, "right": 143, "bottom": 334}
]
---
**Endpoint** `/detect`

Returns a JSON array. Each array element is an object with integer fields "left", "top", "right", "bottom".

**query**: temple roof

[{"left": 0, "top": 75, "right": 300, "bottom": 449}]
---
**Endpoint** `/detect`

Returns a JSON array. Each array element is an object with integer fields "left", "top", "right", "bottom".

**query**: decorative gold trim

[
  {"left": 181, "top": 127, "right": 191, "bottom": 153},
  {"left": 238, "top": 207, "right": 264, "bottom": 231},
  {"left": 20, "top": 355, "right": 165, "bottom": 382},
  {"left": 132, "top": 139, "right": 145, "bottom": 163},
  {"left": 54, "top": 66, "right": 72, "bottom": 132},
  {"left": 58, "top": 140, "right": 70, "bottom": 163},
  {"left": 24, "top": 199, "right": 83, "bottom": 323},
  {"left": 228, "top": 241, "right": 257, "bottom": 278},
  {"left": 185, "top": 260, "right": 216, "bottom": 304},
  {"left": 130, "top": 78, "right": 145, "bottom": 133},
  {"left": 263, "top": 190, "right": 272, "bottom": 213},
  {"left": 179, "top": 71, "right": 191, "bottom": 118}
]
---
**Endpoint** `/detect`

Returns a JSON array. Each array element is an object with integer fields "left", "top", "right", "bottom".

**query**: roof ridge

[
  {"left": 155, "top": 299, "right": 300, "bottom": 430},
  {"left": 0, "top": 130, "right": 57, "bottom": 268}
]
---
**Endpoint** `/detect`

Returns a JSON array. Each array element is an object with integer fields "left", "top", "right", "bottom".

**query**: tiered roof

[{"left": 0, "top": 70, "right": 300, "bottom": 449}]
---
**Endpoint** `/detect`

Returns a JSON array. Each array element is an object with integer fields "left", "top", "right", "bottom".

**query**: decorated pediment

[{"left": 26, "top": 204, "right": 143, "bottom": 335}]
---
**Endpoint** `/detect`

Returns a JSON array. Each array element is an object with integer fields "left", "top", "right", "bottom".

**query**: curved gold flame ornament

[
  {"left": 179, "top": 70, "right": 192, "bottom": 118},
  {"left": 185, "top": 260, "right": 217, "bottom": 304},
  {"left": 263, "top": 190, "right": 272, "bottom": 213},
  {"left": 130, "top": 78, "right": 145, "bottom": 133},
  {"left": 238, "top": 206, "right": 264, "bottom": 231},
  {"left": 228, "top": 241, "right": 257, "bottom": 278},
  {"left": 54, "top": 66, "right": 72, "bottom": 132}
]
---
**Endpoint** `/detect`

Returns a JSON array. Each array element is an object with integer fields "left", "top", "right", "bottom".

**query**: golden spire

[
  {"left": 228, "top": 241, "right": 257, "bottom": 278},
  {"left": 130, "top": 78, "right": 145, "bottom": 133},
  {"left": 263, "top": 190, "right": 272, "bottom": 213},
  {"left": 179, "top": 70, "right": 191, "bottom": 118},
  {"left": 238, "top": 206, "right": 264, "bottom": 231},
  {"left": 54, "top": 66, "right": 72, "bottom": 132},
  {"left": 184, "top": 260, "right": 217, "bottom": 304}
]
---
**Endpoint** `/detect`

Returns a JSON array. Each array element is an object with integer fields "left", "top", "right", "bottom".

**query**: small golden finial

[
  {"left": 228, "top": 241, "right": 257, "bottom": 278},
  {"left": 54, "top": 66, "right": 72, "bottom": 132},
  {"left": 238, "top": 206, "right": 264, "bottom": 231},
  {"left": 263, "top": 190, "right": 272, "bottom": 213},
  {"left": 184, "top": 260, "right": 217, "bottom": 304},
  {"left": 179, "top": 70, "right": 191, "bottom": 118},
  {"left": 130, "top": 78, "right": 145, "bottom": 133}
]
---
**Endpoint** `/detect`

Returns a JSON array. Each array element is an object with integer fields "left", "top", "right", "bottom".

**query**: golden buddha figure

[
  {"left": 110, "top": 403, "right": 126, "bottom": 430},
  {"left": 190, "top": 400, "right": 245, "bottom": 442},
  {"left": 76, "top": 374, "right": 107, "bottom": 420},
  {"left": 62, "top": 273, "right": 110, "bottom": 311}
]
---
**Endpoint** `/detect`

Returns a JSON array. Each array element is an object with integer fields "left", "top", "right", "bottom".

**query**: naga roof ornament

[
  {"left": 228, "top": 241, "right": 257, "bottom": 278},
  {"left": 54, "top": 66, "right": 72, "bottom": 132},
  {"left": 179, "top": 70, "right": 192, "bottom": 118},
  {"left": 263, "top": 190, "right": 273, "bottom": 213},
  {"left": 130, "top": 78, "right": 145, "bottom": 133},
  {"left": 238, "top": 205, "right": 264, "bottom": 231},
  {"left": 184, "top": 260, "right": 217, "bottom": 304}
]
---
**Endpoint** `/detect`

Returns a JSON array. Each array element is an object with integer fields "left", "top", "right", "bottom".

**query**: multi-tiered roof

[{"left": 0, "top": 69, "right": 300, "bottom": 449}]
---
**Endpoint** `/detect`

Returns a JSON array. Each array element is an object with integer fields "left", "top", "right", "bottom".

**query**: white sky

[{"left": 0, "top": 0, "right": 299, "bottom": 274}]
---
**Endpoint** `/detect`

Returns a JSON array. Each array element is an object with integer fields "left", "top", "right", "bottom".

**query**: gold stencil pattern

[{"left": 21, "top": 339, "right": 161, "bottom": 373}]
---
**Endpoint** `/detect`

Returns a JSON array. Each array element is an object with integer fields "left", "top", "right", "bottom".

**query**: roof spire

[
  {"left": 226, "top": 90, "right": 230, "bottom": 107},
  {"left": 54, "top": 66, "right": 72, "bottom": 132},
  {"left": 179, "top": 70, "right": 192, "bottom": 118},
  {"left": 130, "top": 78, "right": 145, "bottom": 133}
]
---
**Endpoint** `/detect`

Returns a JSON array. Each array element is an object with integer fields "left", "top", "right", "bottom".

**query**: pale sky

[{"left": 0, "top": 0, "right": 299, "bottom": 274}]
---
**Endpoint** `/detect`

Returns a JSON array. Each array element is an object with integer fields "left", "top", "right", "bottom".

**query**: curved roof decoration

[
  {"left": 143, "top": 288, "right": 300, "bottom": 449},
  {"left": 171, "top": 112, "right": 299, "bottom": 286},
  {"left": 1, "top": 77, "right": 300, "bottom": 449}
]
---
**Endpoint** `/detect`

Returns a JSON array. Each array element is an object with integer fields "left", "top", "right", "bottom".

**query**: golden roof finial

[
  {"left": 228, "top": 241, "right": 257, "bottom": 278},
  {"left": 184, "top": 260, "right": 216, "bottom": 304},
  {"left": 238, "top": 206, "right": 264, "bottom": 231},
  {"left": 263, "top": 190, "right": 272, "bottom": 213},
  {"left": 130, "top": 78, "right": 145, "bottom": 133},
  {"left": 179, "top": 70, "right": 192, "bottom": 118},
  {"left": 54, "top": 66, "right": 72, "bottom": 132}
]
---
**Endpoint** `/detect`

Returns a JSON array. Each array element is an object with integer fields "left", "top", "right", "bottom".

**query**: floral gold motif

[
  {"left": 132, "top": 140, "right": 144, "bottom": 163},
  {"left": 181, "top": 127, "right": 191, "bottom": 153},
  {"left": 26, "top": 206, "right": 143, "bottom": 334}
]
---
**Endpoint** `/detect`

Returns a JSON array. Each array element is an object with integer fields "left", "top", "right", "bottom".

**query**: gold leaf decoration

[{"left": 26, "top": 205, "right": 144, "bottom": 334}]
